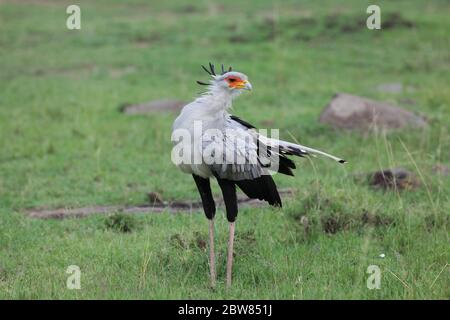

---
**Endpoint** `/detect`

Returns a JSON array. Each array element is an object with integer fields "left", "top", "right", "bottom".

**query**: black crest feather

[
  {"left": 208, "top": 62, "right": 216, "bottom": 76},
  {"left": 196, "top": 80, "right": 209, "bottom": 86},
  {"left": 201, "top": 65, "right": 212, "bottom": 76},
  {"left": 197, "top": 63, "right": 234, "bottom": 86}
]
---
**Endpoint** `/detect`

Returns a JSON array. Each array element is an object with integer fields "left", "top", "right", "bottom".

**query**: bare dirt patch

[{"left": 26, "top": 189, "right": 295, "bottom": 219}]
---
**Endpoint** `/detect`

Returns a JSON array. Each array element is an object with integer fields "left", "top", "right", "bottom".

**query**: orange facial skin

[{"left": 226, "top": 76, "right": 247, "bottom": 89}]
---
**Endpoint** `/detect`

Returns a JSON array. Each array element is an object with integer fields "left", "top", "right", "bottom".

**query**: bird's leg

[
  {"left": 226, "top": 221, "right": 235, "bottom": 288},
  {"left": 208, "top": 218, "right": 216, "bottom": 288},
  {"left": 192, "top": 175, "right": 217, "bottom": 288},
  {"left": 216, "top": 178, "right": 238, "bottom": 288}
]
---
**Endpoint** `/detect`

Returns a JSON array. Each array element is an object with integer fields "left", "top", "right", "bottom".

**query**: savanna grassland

[{"left": 0, "top": 0, "right": 448, "bottom": 299}]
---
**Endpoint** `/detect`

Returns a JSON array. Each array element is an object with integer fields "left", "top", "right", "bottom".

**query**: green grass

[{"left": 0, "top": 0, "right": 449, "bottom": 299}]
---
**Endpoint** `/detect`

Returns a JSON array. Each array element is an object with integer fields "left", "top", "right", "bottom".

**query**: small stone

[{"left": 369, "top": 168, "right": 421, "bottom": 191}]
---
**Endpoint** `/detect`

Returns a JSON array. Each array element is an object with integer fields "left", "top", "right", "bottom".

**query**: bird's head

[{"left": 197, "top": 63, "right": 252, "bottom": 95}]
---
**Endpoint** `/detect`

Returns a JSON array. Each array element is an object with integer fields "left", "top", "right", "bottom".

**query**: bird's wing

[
  {"left": 201, "top": 118, "right": 263, "bottom": 180},
  {"left": 200, "top": 115, "right": 283, "bottom": 206},
  {"left": 230, "top": 115, "right": 346, "bottom": 164},
  {"left": 200, "top": 113, "right": 345, "bottom": 181},
  {"left": 229, "top": 115, "right": 299, "bottom": 176}
]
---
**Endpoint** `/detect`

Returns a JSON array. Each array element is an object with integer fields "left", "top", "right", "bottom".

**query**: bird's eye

[{"left": 228, "top": 78, "right": 236, "bottom": 83}]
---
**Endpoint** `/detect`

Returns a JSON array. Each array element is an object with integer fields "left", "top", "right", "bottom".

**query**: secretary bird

[{"left": 171, "top": 63, "right": 346, "bottom": 288}]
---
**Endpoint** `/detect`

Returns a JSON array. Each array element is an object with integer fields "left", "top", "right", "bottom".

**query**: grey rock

[{"left": 319, "top": 93, "right": 427, "bottom": 130}]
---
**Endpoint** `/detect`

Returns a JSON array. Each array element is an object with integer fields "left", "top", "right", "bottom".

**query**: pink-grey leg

[
  {"left": 209, "top": 219, "right": 216, "bottom": 288},
  {"left": 226, "top": 221, "right": 235, "bottom": 288}
]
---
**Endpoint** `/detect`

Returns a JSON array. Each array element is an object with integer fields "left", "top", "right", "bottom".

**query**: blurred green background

[{"left": 0, "top": 0, "right": 448, "bottom": 299}]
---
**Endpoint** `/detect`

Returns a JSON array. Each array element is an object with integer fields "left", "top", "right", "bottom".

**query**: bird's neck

[{"left": 197, "top": 85, "right": 236, "bottom": 114}]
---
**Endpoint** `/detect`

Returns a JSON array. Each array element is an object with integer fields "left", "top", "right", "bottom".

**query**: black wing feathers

[
  {"left": 229, "top": 115, "right": 256, "bottom": 129},
  {"left": 230, "top": 115, "right": 297, "bottom": 177},
  {"left": 235, "top": 176, "right": 282, "bottom": 207}
]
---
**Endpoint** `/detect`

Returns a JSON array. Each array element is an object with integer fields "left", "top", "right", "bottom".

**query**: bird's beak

[{"left": 242, "top": 80, "right": 252, "bottom": 91}]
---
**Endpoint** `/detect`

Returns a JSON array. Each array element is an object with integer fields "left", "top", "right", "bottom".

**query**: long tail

[{"left": 259, "top": 136, "right": 347, "bottom": 164}]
